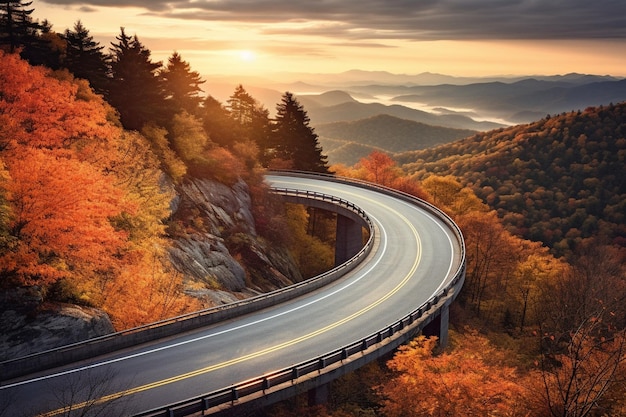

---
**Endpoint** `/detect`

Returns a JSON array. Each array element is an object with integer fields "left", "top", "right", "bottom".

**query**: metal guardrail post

[{"left": 341, "top": 348, "right": 348, "bottom": 360}]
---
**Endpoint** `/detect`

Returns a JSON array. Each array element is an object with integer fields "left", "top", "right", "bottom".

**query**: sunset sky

[{"left": 34, "top": 0, "right": 626, "bottom": 80}]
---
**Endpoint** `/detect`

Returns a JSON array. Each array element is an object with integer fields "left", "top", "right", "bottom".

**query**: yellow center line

[{"left": 43, "top": 194, "right": 422, "bottom": 416}]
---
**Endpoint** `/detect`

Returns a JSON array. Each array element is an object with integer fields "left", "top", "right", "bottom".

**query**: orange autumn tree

[
  {"left": 0, "top": 51, "right": 198, "bottom": 328},
  {"left": 0, "top": 51, "right": 131, "bottom": 288},
  {"left": 379, "top": 332, "right": 531, "bottom": 417},
  {"left": 537, "top": 319, "right": 626, "bottom": 417},
  {"left": 358, "top": 150, "right": 399, "bottom": 186},
  {"left": 4, "top": 147, "right": 127, "bottom": 287}
]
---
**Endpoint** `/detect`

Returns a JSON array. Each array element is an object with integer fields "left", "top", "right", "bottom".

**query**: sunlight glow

[{"left": 239, "top": 50, "right": 256, "bottom": 62}]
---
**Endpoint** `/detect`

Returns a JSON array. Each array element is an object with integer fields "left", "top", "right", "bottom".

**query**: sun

[{"left": 239, "top": 50, "right": 256, "bottom": 62}]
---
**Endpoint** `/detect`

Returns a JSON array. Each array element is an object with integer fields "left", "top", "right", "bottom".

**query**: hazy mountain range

[{"left": 203, "top": 70, "right": 626, "bottom": 165}]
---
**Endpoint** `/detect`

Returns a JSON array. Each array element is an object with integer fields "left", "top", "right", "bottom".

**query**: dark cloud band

[{"left": 39, "top": 0, "right": 626, "bottom": 40}]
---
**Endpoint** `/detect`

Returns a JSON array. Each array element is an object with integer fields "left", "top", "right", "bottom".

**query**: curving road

[{"left": 1, "top": 174, "right": 464, "bottom": 417}]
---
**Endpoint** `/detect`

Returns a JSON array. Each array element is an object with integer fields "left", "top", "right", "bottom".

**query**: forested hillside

[
  {"left": 0, "top": 51, "right": 202, "bottom": 330},
  {"left": 398, "top": 103, "right": 626, "bottom": 256},
  {"left": 316, "top": 114, "right": 476, "bottom": 165}
]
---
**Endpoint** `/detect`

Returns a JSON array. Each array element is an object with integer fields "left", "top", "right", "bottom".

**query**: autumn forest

[{"left": 2, "top": 2, "right": 626, "bottom": 416}]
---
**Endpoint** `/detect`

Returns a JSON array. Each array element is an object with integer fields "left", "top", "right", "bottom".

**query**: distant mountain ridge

[
  {"left": 263, "top": 69, "right": 622, "bottom": 88},
  {"left": 386, "top": 78, "right": 626, "bottom": 123},
  {"left": 298, "top": 90, "right": 357, "bottom": 108},
  {"left": 204, "top": 71, "right": 625, "bottom": 129},
  {"left": 299, "top": 95, "right": 501, "bottom": 131}
]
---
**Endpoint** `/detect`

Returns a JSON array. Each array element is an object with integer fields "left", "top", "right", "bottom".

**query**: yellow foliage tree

[
  {"left": 285, "top": 203, "right": 334, "bottom": 278},
  {"left": 170, "top": 111, "right": 209, "bottom": 163},
  {"left": 509, "top": 249, "right": 567, "bottom": 331},
  {"left": 421, "top": 174, "right": 489, "bottom": 215},
  {"left": 141, "top": 123, "right": 187, "bottom": 183}
]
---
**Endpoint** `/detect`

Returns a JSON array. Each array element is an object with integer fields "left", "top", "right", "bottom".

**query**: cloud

[
  {"left": 40, "top": 0, "right": 626, "bottom": 40},
  {"left": 77, "top": 6, "right": 98, "bottom": 12}
]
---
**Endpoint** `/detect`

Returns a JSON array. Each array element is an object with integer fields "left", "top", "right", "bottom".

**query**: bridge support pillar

[
  {"left": 335, "top": 214, "right": 363, "bottom": 265},
  {"left": 308, "top": 382, "right": 330, "bottom": 406},
  {"left": 423, "top": 305, "right": 450, "bottom": 347}
]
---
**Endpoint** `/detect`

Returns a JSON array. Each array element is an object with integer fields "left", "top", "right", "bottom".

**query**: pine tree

[
  {"left": 201, "top": 96, "right": 237, "bottom": 147},
  {"left": 271, "top": 91, "right": 328, "bottom": 173},
  {"left": 227, "top": 84, "right": 260, "bottom": 126},
  {"left": 63, "top": 20, "right": 109, "bottom": 94},
  {"left": 161, "top": 51, "right": 205, "bottom": 115},
  {"left": 226, "top": 85, "right": 271, "bottom": 150},
  {"left": 108, "top": 27, "right": 165, "bottom": 131},
  {"left": 0, "top": 1, "right": 36, "bottom": 53}
]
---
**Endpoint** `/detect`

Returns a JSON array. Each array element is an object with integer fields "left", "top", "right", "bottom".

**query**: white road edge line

[{"left": 2, "top": 213, "right": 388, "bottom": 389}]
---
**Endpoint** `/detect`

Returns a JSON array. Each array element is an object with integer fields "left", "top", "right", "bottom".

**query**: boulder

[{"left": 0, "top": 290, "right": 114, "bottom": 361}]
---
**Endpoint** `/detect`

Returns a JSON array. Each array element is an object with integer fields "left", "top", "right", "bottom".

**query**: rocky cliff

[{"left": 169, "top": 177, "right": 302, "bottom": 305}]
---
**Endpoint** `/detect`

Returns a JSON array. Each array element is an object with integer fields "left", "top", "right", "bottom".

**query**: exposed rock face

[
  {"left": 170, "top": 234, "right": 248, "bottom": 291},
  {"left": 179, "top": 179, "right": 257, "bottom": 237},
  {"left": 0, "top": 288, "right": 114, "bottom": 361},
  {"left": 169, "top": 177, "right": 302, "bottom": 304}
]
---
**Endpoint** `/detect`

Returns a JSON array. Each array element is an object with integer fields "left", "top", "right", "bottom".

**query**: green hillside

[
  {"left": 398, "top": 103, "right": 626, "bottom": 255},
  {"left": 317, "top": 114, "right": 476, "bottom": 165}
]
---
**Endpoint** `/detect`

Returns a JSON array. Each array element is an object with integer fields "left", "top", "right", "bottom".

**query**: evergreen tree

[
  {"left": 227, "top": 84, "right": 260, "bottom": 126},
  {"left": 0, "top": 0, "right": 36, "bottom": 53},
  {"left": 108, "top": 27, "right": 165, "bottom": 131},
  {"left": 201, "top": 96, "right": 237, "bottom": 147},
  {"left": 161, "top": 51, "right": 205, "bottom": 115},
  {"left": 63, "top": 20, "right": 109, "bottom": 94},
  {"left": 271, "top": 91, "right": 328, "bottom": 173},
  {"left": 226, "top": 84, "right": 271, "bottom": 151},
  {"left": 0, "top": 1, "right": 60, "bottom": 67},
  {"left": 24, "top": 18, "right": 64, "bottom": 69}
]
